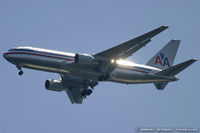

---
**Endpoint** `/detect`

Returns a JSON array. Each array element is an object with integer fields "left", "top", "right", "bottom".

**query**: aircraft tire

[{"left": 18, "top": 71, "right": 23, "bottom": 76}]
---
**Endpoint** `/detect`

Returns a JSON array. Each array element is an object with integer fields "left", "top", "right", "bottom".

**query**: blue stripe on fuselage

[
  {"left": 9, "top": 49, "right": 74, "bottom": 59},
  {"left": 36, "top": 51, "right": 74, "bottom": 59},
  {"left": 134, "top": 66, "right": 152, "bottom": 72},
  {"left": 9, "top": 48, "right": 34, "bottom": 52}
]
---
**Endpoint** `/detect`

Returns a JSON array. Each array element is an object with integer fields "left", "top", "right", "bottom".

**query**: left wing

[
  {"left": 95, "top": 25, "right": 168, "bottom": 59},
  {"left": 66, "top": 88, "right": 83, "bottom": 104},
  {"left": 60, "top": 74, "right": 84, "bottom": 104},
  {"left": 61, "top": 74, "right": 98, "bottom": 104}
]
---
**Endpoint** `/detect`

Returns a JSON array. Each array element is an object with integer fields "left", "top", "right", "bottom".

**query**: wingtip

[
  {"left": 161, "top": 25, "right": 169, "bottom": 29},
  {"left": 188, "top": 59, "right": 198, "bottom": 64},
  {"left": 191, "top": 59, "right": 198, "bottom": 62},
  {"left": 171, "top": 39, "right": 181, "bottom": 43}
]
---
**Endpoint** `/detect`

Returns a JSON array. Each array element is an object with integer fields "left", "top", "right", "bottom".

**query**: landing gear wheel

[
  {"left": 98, "top": 74, "right": 109, "bottom": 81},
  {"left": 81, "top": 89, "right": 93, "bottom": 96},
  {"left": 81, "top": 91, "right": 86, "bottom": 97},
  {"left": 86, "top": 89, "right": 92, "bottom": 95},
  {"left": 18, "top": 71, "right": 23, "bottom": 76}
]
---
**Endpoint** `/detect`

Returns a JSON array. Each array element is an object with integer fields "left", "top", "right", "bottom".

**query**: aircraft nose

[
  {"left": 3, "top": 52, "right": 11, "bottom": 61},
  {"left": 3, "top": 52, "right": 8, "bottom": 59}
]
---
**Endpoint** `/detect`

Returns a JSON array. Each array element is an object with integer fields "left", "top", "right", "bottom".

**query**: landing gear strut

[
  {"left": 17, "top": 64, "right": 23, "bottom": 76},
  {"left": 98, "top": 74, "right": 109, "bottom": 81}
]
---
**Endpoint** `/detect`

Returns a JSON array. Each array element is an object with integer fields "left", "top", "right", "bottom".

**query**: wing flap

[{"left": 118, "top": 38, "right": 151, "bottom": 59}]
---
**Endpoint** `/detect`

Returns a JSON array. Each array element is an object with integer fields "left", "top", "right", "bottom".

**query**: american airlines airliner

[{"left": 3, "top": 26, "right": 196, "bottom": 104}]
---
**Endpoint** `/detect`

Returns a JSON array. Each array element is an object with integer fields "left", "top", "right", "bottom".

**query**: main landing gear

[
  {"left": 80, "top": 80, "right": 98, "bottom": 97},
  {"left": 81, "top": 89, "right": 93, "bottom": 97},
  {"left": 17, "top": 64, "right": 23, "bottom": 76},
  {"left": 98, "top": 74, "right": 109, "bottom": 81}
]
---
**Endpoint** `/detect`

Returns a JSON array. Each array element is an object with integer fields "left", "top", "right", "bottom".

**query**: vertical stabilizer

[{"left": 146, "top": 40, "right": 180, "bottom": 70}]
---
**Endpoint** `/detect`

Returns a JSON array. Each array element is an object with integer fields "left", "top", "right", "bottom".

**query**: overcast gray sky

[{"left": 1, "top": 1, "right": 200, "bottom": 133}]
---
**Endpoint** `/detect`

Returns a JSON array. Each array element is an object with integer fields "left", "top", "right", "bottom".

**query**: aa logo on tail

[{"left": 155, "top": 53, "right": 170, "bottom": 67}]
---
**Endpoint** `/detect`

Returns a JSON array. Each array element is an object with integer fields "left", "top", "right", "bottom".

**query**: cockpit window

[
  {"left": 16, "top": 48, "right": 33, "bottom": 52},
  {"left": 8, "top": 48, "right": 16, "bottom": 51}
]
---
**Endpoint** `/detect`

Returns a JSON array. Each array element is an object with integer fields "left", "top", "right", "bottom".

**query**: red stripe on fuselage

[
  {"left": 118, "top": 67, "right": 149, "bottom": 74},
  {"left": 4, "top": 52, "right": 74, "bottom": 61},
  {"left": 5, "top": 52, "right": 149, "bottom": 74}
]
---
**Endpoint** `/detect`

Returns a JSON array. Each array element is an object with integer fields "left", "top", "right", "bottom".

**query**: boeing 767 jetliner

[{"left": 3, "top": 26, "right": 197, "bottom": 104}]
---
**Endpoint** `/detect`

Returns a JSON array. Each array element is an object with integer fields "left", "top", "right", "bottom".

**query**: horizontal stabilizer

[{"left": 157, "top": 59, "right": 197, "bottom": 76}]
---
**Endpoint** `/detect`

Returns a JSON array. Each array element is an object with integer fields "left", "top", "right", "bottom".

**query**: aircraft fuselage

[{"left": 3, "top": 46, "right": 178, "bottom": 84}]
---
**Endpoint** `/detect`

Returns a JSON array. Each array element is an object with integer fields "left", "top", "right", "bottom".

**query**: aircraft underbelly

[{"left": 8, "top": 54, "right": 69, "bottom": 73}]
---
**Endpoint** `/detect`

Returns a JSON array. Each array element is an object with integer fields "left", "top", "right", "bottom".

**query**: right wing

[
  {"left": 95, "top": 25, "right": 168, "bottom": 60},
  {"left": 95, "top": 26, "right": 168, "bottom": 79}
]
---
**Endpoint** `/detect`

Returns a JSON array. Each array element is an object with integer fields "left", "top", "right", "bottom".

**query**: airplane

[{"left": 3, "top": 26, "right": 197, "bottom": 104}]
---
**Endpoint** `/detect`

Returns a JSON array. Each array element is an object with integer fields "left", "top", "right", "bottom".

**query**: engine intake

[
  {"left": 45, "top": 79, "right": 67, "bottom": 92},
  {"left": 74, "top": 53, "right": 96, "bottom": 64}
]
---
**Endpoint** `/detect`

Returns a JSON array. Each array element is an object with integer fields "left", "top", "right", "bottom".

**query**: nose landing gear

[{"left": 16, "top": 64, "right": 24, "bottom": 76}]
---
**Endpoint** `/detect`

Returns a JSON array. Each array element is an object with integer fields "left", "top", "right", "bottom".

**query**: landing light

[
  {"left": 111, "top": 59, "right": 115, "bottom": 63},
  {"left": 116, "top": 59, "right": 135, "bottom": 66}
]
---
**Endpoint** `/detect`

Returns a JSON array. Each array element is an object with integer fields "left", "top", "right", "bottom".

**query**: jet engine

[
  {"left": 74, "top": 53, "right": 96, "bottom": 64},
  {"left": 45, "top": 79, "right": 67, "bottom": 92}
]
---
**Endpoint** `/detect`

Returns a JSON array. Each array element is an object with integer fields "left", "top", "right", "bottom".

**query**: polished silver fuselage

[{"left": 3, "top": 47, "right": 177, "bottom": 84}]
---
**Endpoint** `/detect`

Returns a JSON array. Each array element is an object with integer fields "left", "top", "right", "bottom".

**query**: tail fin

[
  {"left": 146, "top": 39, "right": 180, "bottom": 70},
  {"left": 154, "top": 59, "right": 197, "bottom": 90}
]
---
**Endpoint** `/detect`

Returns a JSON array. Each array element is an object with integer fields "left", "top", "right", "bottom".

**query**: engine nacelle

[
  {"left": 45, "top": 79, "right": 67, "bottom": 92},
  {"left": 74, "top": 53, "right": 96, "bottom": 64}
]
